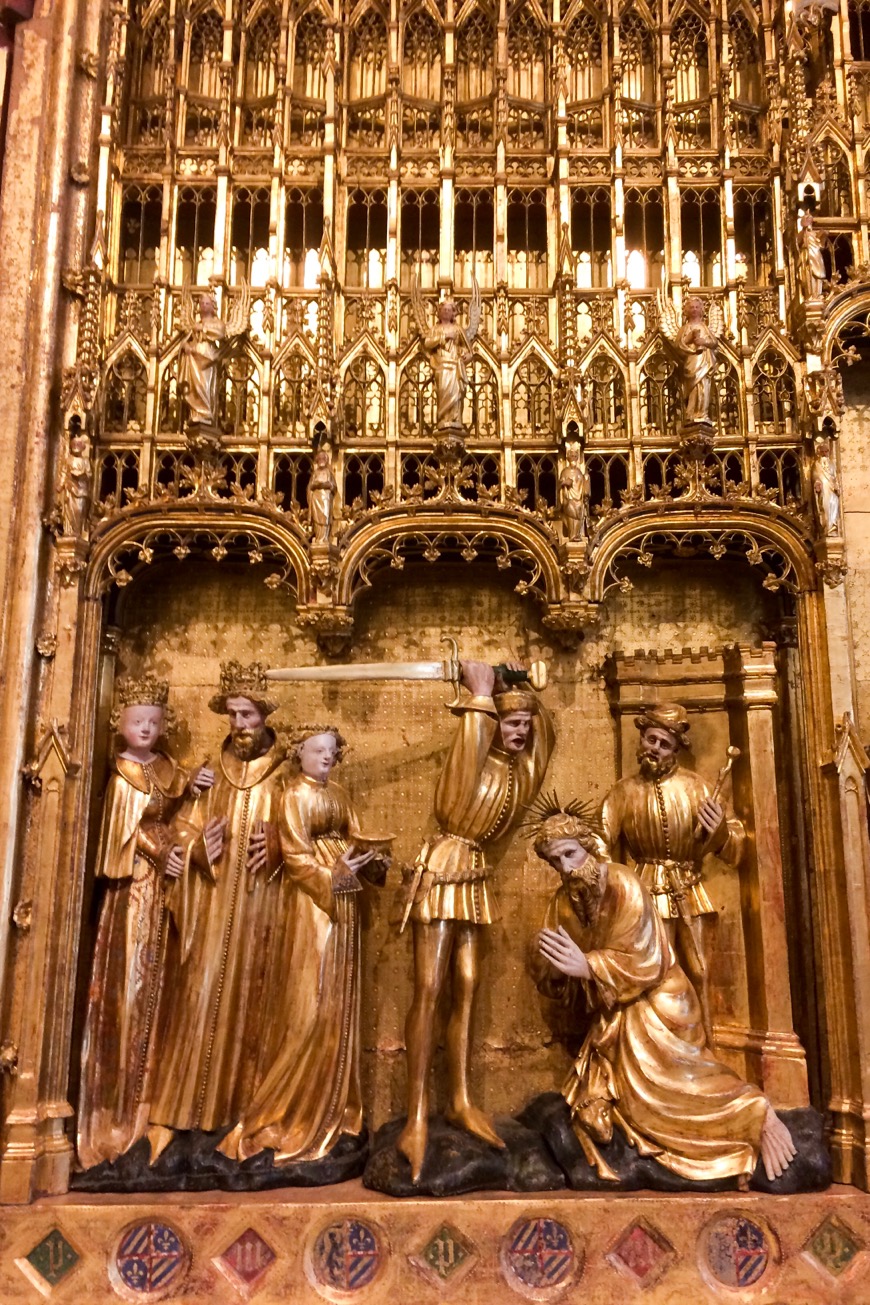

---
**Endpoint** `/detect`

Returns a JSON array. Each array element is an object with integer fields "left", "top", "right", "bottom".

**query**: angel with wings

[
  {"left": 177, "top": 284, "right": 250, "bottom": 429},
  {"left": 412, "top": 277, "right": 481, "bottom": 431},
  {"left": 657, "top": 292, "right": 724, "bottom": 427}
]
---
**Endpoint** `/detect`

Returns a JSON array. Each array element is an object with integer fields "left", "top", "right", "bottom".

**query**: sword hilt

[{"left": 441, "top": 637, "right": 548, "bottom": 707}]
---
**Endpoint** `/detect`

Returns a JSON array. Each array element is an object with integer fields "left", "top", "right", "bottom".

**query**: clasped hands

[
  {"left": 165, "top": 816, "right": 274, "bottom": 880},
  {"left": 538, "top": 925, "right": 592, "bottom": 980}
]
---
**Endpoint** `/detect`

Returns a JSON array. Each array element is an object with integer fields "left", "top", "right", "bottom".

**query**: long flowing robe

[
  {"left": 77, "top": 753, "right": 188, "bottom": 1169},
  {"left": 672, "top": 321, "right": 719, "bottom": 422},
  {"left": 149, "top": 740, "right": 285, "bottom": 1132},
  {"left": 600, "top": 765, "right": 744, "bottom": 920},
  {"left": 425, "top": 322, "right": 472, "bottom": 427},
  {"left": 410, "top": 695, "right": 555, "bottom": 925},
  {"left": 223, "top": 773, "right": 380, "bottom": 1162},
  {"left": 179, "top": 317, "right": 226, "bottom": 426},
  {"left": 812, "top": 453, "right": 840, "bottom": 535},
  {"left": 535, "top": 864, "right": 768, "bottom": 1182}
]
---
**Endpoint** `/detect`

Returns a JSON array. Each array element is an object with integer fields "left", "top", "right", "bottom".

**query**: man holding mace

[
  {"left": 599, "top": 703, "right": 744, "bottom": 1047},
  {"left": 397, "top": 659, "right": 554, "bottom": 1181}
]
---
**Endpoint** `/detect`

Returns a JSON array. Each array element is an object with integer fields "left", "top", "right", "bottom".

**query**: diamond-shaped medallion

[
  {"left": 15, "top": 1228, "right": 80, "bottom": 1296},
  {"left": 607, "top": 1220, "right": 674, "bottom": 1290},
  {"left": 410, "top": 1223, "right": 477, "bottom": 1291},
  {"left": 804, "top": 1215, "right": 863, "bottom": 1279},
  {"left": 213, "top": 1227, "right": 276, "bottom": 1298}
]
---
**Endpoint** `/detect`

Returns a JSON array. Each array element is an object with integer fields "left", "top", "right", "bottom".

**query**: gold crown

[
  {"left": 115, "top": 675, "right": 169, "bottom": 709},
  {"left": 208, "top": 660, "right": 278, "bottom": 716}
]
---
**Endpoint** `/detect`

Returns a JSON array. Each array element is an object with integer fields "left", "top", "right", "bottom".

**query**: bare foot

[
  {"left": 146, "top": 1124, "right": 173, "bottom": 1166},
  {"left": 760, "top": 1105, "right": 796, "bottom": 1181},
  {"left": 445, "top": 1103, "right": 505, "bottom": 1150},
  {"left": 397, "top": 1117, "right": 428, "bottom": 1182}
]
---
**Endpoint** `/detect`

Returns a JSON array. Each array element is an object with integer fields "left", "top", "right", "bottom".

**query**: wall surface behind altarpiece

[
  {"left": 80, "top": 559, "right": 783, "bottom": 1126},
  {"left": 839, "top": 371, "right": 870, "bottom": 738}
]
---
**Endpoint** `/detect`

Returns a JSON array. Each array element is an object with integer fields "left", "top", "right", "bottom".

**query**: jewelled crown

[
  {"left": 115, "top": 674, "right": 169, "bottom": 709},
  {"left": 208, "top": 660, "right": 278, "bottom": 716}
]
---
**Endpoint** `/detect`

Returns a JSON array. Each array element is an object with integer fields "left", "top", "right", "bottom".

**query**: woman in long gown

[
  {"left": 76, "top": 678, "right": 212, "bottom": 1169},
  {"left": 220, "top": 726, "right": 387, "bottom": 1163}
]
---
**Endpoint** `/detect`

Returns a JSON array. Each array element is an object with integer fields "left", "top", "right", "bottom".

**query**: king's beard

[
  {"left": 638, "top": 748, "right": 678, "bottom": 781},
  {"left": 230, "top": 726, "right": 272, "bottom": 761},
  {"left": 565, "top": 859, "right": 606, "bottom": 928}
]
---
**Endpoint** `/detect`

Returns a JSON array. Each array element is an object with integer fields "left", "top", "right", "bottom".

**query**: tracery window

[
  {"left": 849, "top": 0, "right": 870, "bottom": 60},
  {"left": 462, "top": 358, "right": 499, "bottom": 438},
  {"left": 274, "top": 350, "right": 315, "bottom": 438},
  {"left": 284, "top": 187, "right": 324, "bottom": 287},
  {"left": 507, "top": 188, "right": 548, "bottom": 291},
  {"left": 621, "top": 10, "right": 656, "bottom": 145},
  {"left": 348, "top": 9, "right": 388, "bottom": 101},
  {"left": 400, "top": 189, "right": 441, "bottom": 289},
  {"left": 640, "top": 350, "right": 680, "bottom": 437},
  {"left": 346, "top": 188, "right": 388, "bottom": 288},
  {"left": 752, "top": 350, "right": 796, "bottom": 437},
  {"left": 564, "top": 8, "right": 604, "bottom": 147},
  {"left": 119, "top": 184, "right": 162, "bottom": 285},
  {"left": 814, "top": 142, "right": 854, "bottom": 217},
  {"left": 454, "top": 189, "right": 495, "bottom": 289},
  {"left": 516, "top": 453, "right": 557, "bottom": 511},
  {"left": 127, "top": 13, "right": 170, "bottom": 143},
  {"left": 242, "top": 6, "right": 280, "bottom": 100},
  {"left": 240, "top": 6, "right": 280, "bottom": 144},
  {"left": 456, "top": 7, "right": 494, "bottom": 145},
  {"left": 173, "top": 186, "right": 217, "bottom": 285},
  {"left": 292, "top": 11, "right": 326, "bottom": 100},
  {"left": 506, "top": 7, "right": 547, "bottom": 146},
  {"left": 184, "top": 8, "right": 222, "bottom": 145},
  {"left": 512, "top": 357, "right": 555, "bottom": 438},
  {"left": 734, "top": 188, "right": 772, "bottom": 285},
  {"left": 231, "top": 187, "right": 270, "bottom": 285},
  {"left": 672, "top": 12, "right": 709, "bottom": 103},
  {"left": 624, "top": 188, "right": 664, "bottom": 288},
  {"left": 402, "top": 9, "right": 442, "bottom": 100},
  {"left": 508, "top": 6, "right": 546, "bottom": 101},
  {"left": 680, "top": 188, "right": 722, "bottom": 286},
  {"left": 344, "top": 454, "right": 385, "bottom": 509},
  {"left": 571, "top": 188, "right": 612, "bottom": 288},
  {"left": 104, "top": 354, "right": 148, "bottom": 432},
  {"left": 729, "top": 12, "right": 764, "bottom": 147},
  {"left": 399, "top": 355, "right": 437, "bottom": 434},
  {"left": 456, "top": 7, "right": 494, "bottom": 101},
  {"left": 343, "top": 354, "right": 386, "bottom": 439},
  {"left": 586, "top": 355, "right": 627, "bottom": 440}
]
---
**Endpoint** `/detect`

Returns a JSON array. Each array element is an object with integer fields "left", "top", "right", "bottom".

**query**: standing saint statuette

[
  {"left": 76, "top": 677, "right": 214, "bottom": 1170},
  {"left": 658, "top": 292, "right": 724, "bottom": 432},
  {"left": 411, "top": 278, "right": 481, "bottom": 434}
]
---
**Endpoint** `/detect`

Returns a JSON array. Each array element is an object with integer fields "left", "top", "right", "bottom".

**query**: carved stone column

[{"left": 723, "top": 642, "right": 809, "bottom": 1106}]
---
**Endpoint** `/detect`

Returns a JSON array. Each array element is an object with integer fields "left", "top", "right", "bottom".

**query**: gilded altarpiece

[{"left": 0, "top": 0, "right": 870, "bottom": 1299}]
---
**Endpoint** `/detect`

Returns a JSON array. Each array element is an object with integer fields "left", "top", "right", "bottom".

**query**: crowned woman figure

[
  {"left": 219, "top": 724, "right": 389, "bottom": 1164},
  {"left": 76, "top": 676, "right": 213, "bottom": 1169}
]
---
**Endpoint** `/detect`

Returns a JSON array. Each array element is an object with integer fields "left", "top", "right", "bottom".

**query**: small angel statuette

[
  {"left": 411, "top": 277, "right": 481, "bottom": 432},
  {"left": 177, "top": 284, "right": 251, "bottom": 431},
  {"left": 657, "top": 292, "right": 724, "bottom": 429}
]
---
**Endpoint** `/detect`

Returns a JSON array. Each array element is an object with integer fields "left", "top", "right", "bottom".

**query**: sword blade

[{"left": 266, "top": 661, "right": 446, "bottom": 684}]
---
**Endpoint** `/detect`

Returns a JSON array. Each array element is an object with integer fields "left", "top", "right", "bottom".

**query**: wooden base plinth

[{"left": 0, "top": 1182, "right": 867, "bottom": 1302}]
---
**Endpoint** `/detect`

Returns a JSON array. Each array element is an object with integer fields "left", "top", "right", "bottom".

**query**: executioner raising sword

[{"left": 266, "top": 641, "right": 554, "bottom": 1183}]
